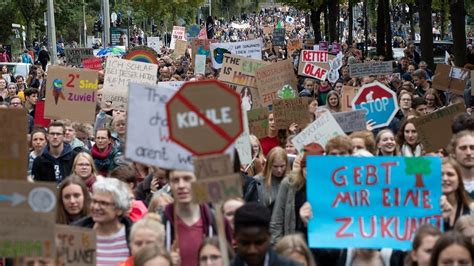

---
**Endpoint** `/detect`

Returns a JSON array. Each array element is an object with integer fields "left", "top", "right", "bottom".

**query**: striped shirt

[{"left": 96, "top": 226, "right": 129, "bottom": 266}]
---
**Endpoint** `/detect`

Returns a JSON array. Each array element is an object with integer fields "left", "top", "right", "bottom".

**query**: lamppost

[
  {"left": 127, "top": 8, "right": 131, "bottom": 48},
  {"left": 47, "top": 0, "right": 57, "bottom": 64}
]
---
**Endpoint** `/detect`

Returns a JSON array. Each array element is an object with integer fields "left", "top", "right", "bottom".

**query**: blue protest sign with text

[{"left": 307, "top": 156, "right": 442, "bottom": 250}]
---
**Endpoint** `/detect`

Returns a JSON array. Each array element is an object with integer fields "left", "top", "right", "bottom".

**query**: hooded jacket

[{"left": 32, "top": 143, "right": 77, "bottom": 183}]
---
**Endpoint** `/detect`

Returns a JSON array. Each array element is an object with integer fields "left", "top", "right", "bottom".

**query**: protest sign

[
  {"left": 341, "top": 86, "right": 359, "bottom": 112},
  {"left": 301, "top": 50, "right": 329, "bottom": 63},
  {"left": 307, "top": 156, "right": 442, "bottom": 250},
  {"left": 193, "top": 154, "right": 233, "bottom": 180},
  {"left": 432, "top": 64, "right": 469, "bottom": 95},
  {"left": 235, "top": 105, "right": 252, "bottom": 164},
  {"left": 319, "top": 41, "right": 328, "bottom": 51},
  {"left": 170, "top": 26, "right": 186, "bottom": 49},
  {"left": 64, "top": 48, "right": 94, "bottom": 67},
  {"left": 56, "top": 225, "right": 96, "bottom": 266},
  {"left": 147, "top": 36, "right": 161, "bottom": 53},
  {"left": 173, "top": 39, "right": 187, "bottom": 57},
  {"left": 332, "top": 42, "right": 341, "bottom": 54},
  {"left": 192, "top": 174, "right": 242, "bottom": 203},
  {"left": 349, "top": 61, "right": 393, "bottom": 77},
  {"left": 191, "top": 39, "right": 218, "bottom": 64},
  {"left": 0, "top": 109, "right": 27, "bottom": 180},
  {"left": 263, "top": 26, "right": 273, "bottom": 35},
  {"left": 287, "top": 39, "right": 303, "bottom": 56},
  {"left": 166, "top": 80, "right": 243, "bottom": 156},
  {"left": 291, "top": 111, "right": 346, "bottom": 152},
  {"left": 272, "top": 29, "right": 285, "bottom": 46},
  {"left": 333, "top": 110, "right": 367, "bottom": 133},
  {"left": 102, "top": 57, "right": 158, "bottom": 108},
  {"left": 82, "top": 58, "right": 102, "bottom": 70},
  {"left": 0, "top": 180, "right": 57, "bottom": 258},
  {"left": 34, "top": 100, "right": 51, "bottom": 128},
  {"left": 413, "top": 103, "right": 465, "bottom": 153},
  {"left": 297, "top": 53, "right": 334, "bottom": 78},
  {"left": 194, "top": 54, "right": 206, "bottom": 75},
  {"left": 272, "top": 98, "right": 312, "bottom": 129},
  {"left": 255, "top": 59, "right": 298, "bottom": 107},
  {"left": 247, "top": 107, "right": 269, "bottom": 139},
  {"left": 210, "top": 38, "right": 263, "bottom": 69},
  {"left": 44, "top": 66, "right": 99, "bottom": 123}
]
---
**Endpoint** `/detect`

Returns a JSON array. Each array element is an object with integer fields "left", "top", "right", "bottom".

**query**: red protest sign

[
  {"left": 34, "top": 100, "right": 51, "bottom": 128},
  {"left": 301, "top": 50, "right": 328, "bottom": 63},
  {"left": 166, "top": 80, "right": 243, "bottom": 156},
  {"left": 82, "top": 58, "right": 103, "bottom": 70}
]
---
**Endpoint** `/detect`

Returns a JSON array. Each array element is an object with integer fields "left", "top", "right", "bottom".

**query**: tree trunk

[
  {"left": 384, "top": 0, "right": 393, "bottom": 60},
  {"left": 407, "top": 3, "right": 415, "bottom": 41},
  {"left": 418, "top": 0, "right": 434, "bottom": 69},
  {"left": 348, "top": 0, "right": 354, "bottom": 45},
  {"left": 328, "top": 0, "right": 338, "bottom": 43},
  {"left": 415, "top": 173, "right": 425, "bottom": 188},
  {"left": 323, "top": 4, "right": 329, "bottom": 41},
  {"left": 311, "top": 8, "right": 323, "bottom": 42},
  {"left": 376, "top": 0, "right": 385, "bottom": 56},
  {"left": 450, "top": 0, "right": 466, "bottom": 67}
]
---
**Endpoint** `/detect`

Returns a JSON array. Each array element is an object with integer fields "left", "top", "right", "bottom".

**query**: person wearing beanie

[
  {"left": 270, "top": 143, "right": 324, "bottom": 245},
  {"left": 231, "top": 202, "right": 303, "bottom": 266}
]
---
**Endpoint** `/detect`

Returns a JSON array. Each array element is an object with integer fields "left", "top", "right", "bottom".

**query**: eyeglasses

[
  {"left": 199, "top": 255, "right": 221, "bottom": 263},
  {"left": 91, "top": 199, "right": 115, "bottom": 208},
  {"left": 10, "top": 102, "right": 21, "bottom": 105}
]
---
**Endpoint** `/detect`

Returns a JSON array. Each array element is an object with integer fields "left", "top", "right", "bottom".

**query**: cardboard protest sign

[
  {"left": 341, "top": 86, "right": 359, "bottom": 112},
  {"left": 307, "top": 156, "right": 442, "bottom": 250},
  {"left": 301, "top": 50, "right": 329, "bottom": 63},
  {"left": 235, "top": 105, "right": 252, "bottom": 164},
  {"left": 333, "top": 110, "right": 367, "bottom": 133},
  {"left": 287, "top": 39, "right": 303, "bottom": 56},
  {"left": 297, "top": 53, "right": 335, "bottom": 79},
  {"left": 413, "top": 103, "right": 465, "bottom": 153},
  {"left": 34, "top": 100, "right": 51, "bottom": 128},
  {"left": 291, "top": 111, "right": 346, "bottom": 152},
  {"left": 44, "top": 66, "right": 99, "bottom": 123},
  {"left": 247, "top": 107, "right": 269, "bottom": 139},
  {"left": 272, "top": 98, "right": 312, "bottom": 129},
  {"left": 82, "top": 58, "right": 102, "bottom": 70},
  {"left": 192, "top": 174, "right": 242, "bottom": 203},
  {"left": 64, "top": 48, "right": 93, "bottom": 67},
  {"left": 432, "top": 64, "right": 469, "bottom": 95},
  {"left": 170, "top": 26, "right": 186, "bottom": 49},
  {"left": 56, "top": 225, "right": 96, "bottom": 266},
  {"left": 319, "top": 41, "right": 328, "bottom": 51},
  {"left": 210, "top": 38, "right": 263, "bottom": 69},
  {"left": 349, "top": 61, "right": 393, "bottom": 78},
  {"left": 0, "top": 180, "right": 57, "bottom": 258},
  {"left": 193, "top": 154, "right": 233, "bottom": 179},
  {"left": 303, "top": 39, "right": 315, "bottom": 49},
  {"left": 255, "top": 59, "right": 298, "bottom": 107},
  {"left": 147, "top": 36, "right": 161, "bottom": 54},
  {"left": 0, "top": 109, "right": 28, "bottom": 180},
  {"left": 173, "top": 39, "right": 187, "bottom": 57},
  {"left": 102, "top": 57, "right": 158, "bottom": 109},
  {"left": 194, "top": 54, "right": 206, "bottom": 75},
  {"left": 191, "top": 39, "right": 218, "bottom": 64},
  {"left": 272, "top": 29, "right": 285, "bottom": 46}
]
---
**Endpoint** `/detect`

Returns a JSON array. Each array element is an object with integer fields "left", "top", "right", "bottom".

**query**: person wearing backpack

[{"left": 21, "top": 50, "right": 33, "bottom": 64}]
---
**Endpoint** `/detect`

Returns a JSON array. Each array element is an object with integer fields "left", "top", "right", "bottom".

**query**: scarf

[
  {"left": 91, "top": 144, "right": 112, "bottom": 160},
  {"left": 83, "top": 175, "right": 97, "bottom": 192},
  {"left": 401, "top": 144, "right": 422, "bottom": 157},
  {"left": 91, "top": 144, "right": 114, "bottom": 172}
]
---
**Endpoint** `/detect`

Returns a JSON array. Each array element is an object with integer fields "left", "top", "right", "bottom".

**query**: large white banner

[{"left": 210, "top": 38, "right": 263, "bottom": 69}]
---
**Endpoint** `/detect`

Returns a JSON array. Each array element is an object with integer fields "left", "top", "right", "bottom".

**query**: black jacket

[
  {"left": 134, "top": 173, "right": 154, "bottom": 206},
  {"left": 231, "top": 249, "right": 303, "bottom": 266},
  {"left": 32, "top": 143, "right": 77, "bottom": 183}
]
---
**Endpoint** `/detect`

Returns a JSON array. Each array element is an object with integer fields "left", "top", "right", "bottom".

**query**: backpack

[{"left": 21, "top": 54, "right": 32, "bottom": 64}]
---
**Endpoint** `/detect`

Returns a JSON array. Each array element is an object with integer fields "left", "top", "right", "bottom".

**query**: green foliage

[{"left": 276, "top": 0, "right": 324, "bottom": 10}]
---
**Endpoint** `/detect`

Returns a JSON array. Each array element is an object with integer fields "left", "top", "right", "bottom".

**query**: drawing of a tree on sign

[{"left": 404, "top": 157, "right": 432, "bottom": 188}]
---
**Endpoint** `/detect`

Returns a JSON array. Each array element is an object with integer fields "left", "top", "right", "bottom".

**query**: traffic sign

[
  {"left": 351, "top": 81, "right": 399, "bottom": 129},
  {"left": 166, "top": 80, "right": 243, "bottom": 156}
]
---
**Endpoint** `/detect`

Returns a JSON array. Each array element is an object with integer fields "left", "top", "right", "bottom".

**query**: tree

[
  {"left": 405, "top": 157, "right": 432, "bottom": 188},
  {"left": 327, "top": 0, "right": 339, "bottom": 42},
  {"left": 14, "top": 0, "right": 46, "bottom": 46},
  {"left": 449, "top": 0, "right": 467, "bottom": 67},
  {"left": 417, "top": 0, "right": 434, "bottom": 69}
]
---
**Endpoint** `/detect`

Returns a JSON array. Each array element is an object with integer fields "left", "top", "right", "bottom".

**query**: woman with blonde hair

[
  {"left": 133, "top": 243, "right": 172, "bottom": 266},
  {"left": 350, "top": 130, "right": 377, "bottom": 155},
  {"left": 247, "top": 134, "right": 265, "bottom": 176},
  {"left": 274, "top": 234, "right": 316, "bottom": 266},
  {"left": 322, "top": 90, "right": 342, "bottom": 113},
  {"left": 454, "top": 216, "right": 474, "bottom": 244},
  {"left": 72, "top": 152, "right": 99, "bottom": 192},
  {"left": 375, "top": 129, "right": 399, "bottom": 156},
  {"left": 255, "top": 147, "right": 289, "bottom": 213}
]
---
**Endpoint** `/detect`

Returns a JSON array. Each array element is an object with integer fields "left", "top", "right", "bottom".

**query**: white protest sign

[
  {"left": 210, "top": 38, "right": 263, "bottom": 69},
  {"left": 332, "top": 110, "right": 367, "bottom": 133},
  {"left": 235, "top": 103, "right": 252, "bottom": 164},
  {"left": 291, "top": 111, "right": 346, "bottom": 152},
  {"left": 147, "top": 37, "right": 161, "bottom": 54},
  {"left": 195, "top": 54, "right": 206, "bottom": 75},
  {"left": 349, "top": 61, "right": 393, "bottom": 77},
  {"left": 301, "top": 50, "right": 328, "bottom": 63},
  {"left": 126, "top": 82, "right": 233, "bottom": 171},
  {"left": 301, "top": 63, "right": 328, "bottom": 80},
  {"left": 102, "top": 57, "right": 158, "bottom": 108},
  {"left": 170, "top": 26, "right": 186, "bottom": 50}
]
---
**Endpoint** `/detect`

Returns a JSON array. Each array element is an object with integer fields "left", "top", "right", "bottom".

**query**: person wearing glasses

[
  {"left": 9, "top": 95, "right": 34, "bottom": 133},
  {"left": 73, "top": 178, "right": 133, "bottom": 266},
  {"left": 198, "top": 237, "right": 234, "bottom": 266},
  {"left": 32, "top": 121, "right": 78, "bottom": 183}
]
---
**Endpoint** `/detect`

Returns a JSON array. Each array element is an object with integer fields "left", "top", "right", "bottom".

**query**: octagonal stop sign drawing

[
  {"left": 351, "top": 81, "right": 399, "bottom": 129},
  {"left": 166, "top": 80, "right": 243, "bottom": 156}
]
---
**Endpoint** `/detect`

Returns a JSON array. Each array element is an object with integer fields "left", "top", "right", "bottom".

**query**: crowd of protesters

[{"left": 0, "top": 5, "right": 474, "bottom": 266}]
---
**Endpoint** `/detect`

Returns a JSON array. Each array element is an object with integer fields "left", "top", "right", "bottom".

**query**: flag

[{"left": 286, "top": 16, "right": 295, "bottom": 24}]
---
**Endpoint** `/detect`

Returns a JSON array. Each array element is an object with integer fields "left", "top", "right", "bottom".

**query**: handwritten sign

[
  {"left": 341, "top": 86, "right": 359, "bottom": 112},
  {"left": 193, "top": 154, "right": 233, "bottom": 179},
  {"left": 413, "top": 103, "right": 465, "bottom": 153},
  {"left": 272, "top": 98, "right": 312, "bottom": 129},
  {"left": 0, "top": 180, "right": 57, "bottom": 258},
  {"left": 432, "top": 64, "right": 469, "bottom": 95},
  {"left": 192, "top": 174, "right": 242, "bottom": 203},
  {"left": 291, "top": 111, "right": 346, "bottom": 152},
  {"left": 333, "top": 110, "right": 367, "bottom": 133},
  {"left": 56, "top": 225, "right": 96, "bottom": 266},
  {"left": 272, "top": 29, "right": 286, "bottom": 46},
  {"left": 194, "top": 54, "right": 206, "bottom": 75},
  {"left": 147, "top": 36, "right": 161, "bottom": 54},
  {"left": 349, "top": 61, "right": 393, "bottom": 78},
  {"left": 287, "top": 39, "right": 303, "bottom": 56},
  {"left": 173, "top": 39, "right": 187, "bottom": 57},
  {"left": 170, "top": 26, "right": 186, "bottom": 50},
  {"left": 297, "top": 53, "right": 334, "bottom": 78},
  {"left": 307, "top": 156, "right": 442, "bottom": 250},
  {"left": 255, "top": 59, "right": 297, "bottom": 107},
  {"left": 0, "top": 109, "right": 28, "bottom": 180},
  {"left": 301, "top": 50, "right": 329, "bottom": 63},
  {"left": 235, "top": 105, "right": 252, "bottom": 165},
  {"left": 210, "top": 38, "right": 263, "bottom": 69},
  {"left": 64, "top": 48, "right": 93, "bottom": 67},
  {"left": 44, "top": 66, "right": 99, "bottom": 123},
  {"left": 34, "top": 100, "right": 51, "bottom": 128},
  {"left": 301, "top": 63, "right": 328, "bottom": 80},
  {"left": 82, "top": 58, "right": 102, "bottom": 70},
  {"left": 247, "top": 107, "right": 269, "bottom": 139},
  {"left": 102, "top": 57, "right": 157, "bottom": 108}
]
